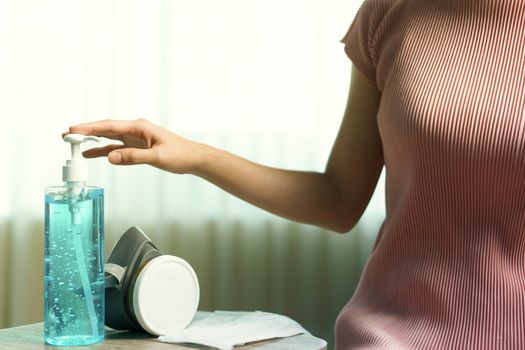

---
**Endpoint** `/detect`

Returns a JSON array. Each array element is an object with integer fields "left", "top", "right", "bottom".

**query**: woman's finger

[
  {"left": 68, "top": 119, "right": 149, "bottom": 139},
  {"left": 62, "top": 130, "right": 124, "bottom": 142},
  {"left": 82, "top": 144, "right": 125, "bottom": 158},
  {"left": 108, "top": 148, "right": 156, "bottom": 165}
]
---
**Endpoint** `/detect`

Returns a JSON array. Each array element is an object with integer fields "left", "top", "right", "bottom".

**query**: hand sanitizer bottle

[{"left": 44, "top": 134, "right": 105, "bottom": 346}]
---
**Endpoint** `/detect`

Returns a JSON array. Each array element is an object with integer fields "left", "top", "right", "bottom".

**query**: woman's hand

[{"left": 64, "top": 119, "right": 204, "bottom": 174}]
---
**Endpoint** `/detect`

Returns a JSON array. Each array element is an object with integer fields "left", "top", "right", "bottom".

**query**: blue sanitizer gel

[{"left": 44, "top": 185, "right": 104, "bottom": 346}]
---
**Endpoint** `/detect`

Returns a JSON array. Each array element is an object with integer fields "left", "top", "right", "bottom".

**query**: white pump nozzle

[{"left": 62, "top": 134, "right": 101, "bottom": 183}]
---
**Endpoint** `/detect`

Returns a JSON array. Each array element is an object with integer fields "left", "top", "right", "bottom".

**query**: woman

[{"left": 66, "top": 0, "right": 525, "bottom": 348}]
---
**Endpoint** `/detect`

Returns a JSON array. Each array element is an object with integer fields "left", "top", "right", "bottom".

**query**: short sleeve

[{"left": 341, "top": 0, "right": 393, "bottom": 84}]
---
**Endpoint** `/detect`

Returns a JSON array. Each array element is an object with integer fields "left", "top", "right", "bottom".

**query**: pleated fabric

[{"left": 337, "top": 0, "right": 525, "bottom": 348}]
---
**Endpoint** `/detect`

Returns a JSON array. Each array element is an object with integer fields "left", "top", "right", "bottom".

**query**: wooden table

[{"left": 0, "top": 323, "right": 327, "bottom": 349}]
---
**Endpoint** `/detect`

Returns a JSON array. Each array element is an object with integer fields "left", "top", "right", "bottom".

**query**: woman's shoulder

[
  {"left": 355, "top": 0, "right": 408, "bottom": 31},
  {"left": 342, "top": 0, "right": 409, "bottom": 87}
]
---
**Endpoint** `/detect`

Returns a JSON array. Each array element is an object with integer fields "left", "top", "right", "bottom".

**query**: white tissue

[{"left": 157, "top": 310, "right": 326, "bottom": 350}]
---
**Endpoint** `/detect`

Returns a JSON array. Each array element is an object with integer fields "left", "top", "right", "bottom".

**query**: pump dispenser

[
  {"left": 63, "top": 134, "right": 100, "bottom": 225},
  {"left": 44, "top": 134, "right": 105, "bottom": 346},
  {"left": 63, "top": 134, "right": 100, "bottom": 183}
]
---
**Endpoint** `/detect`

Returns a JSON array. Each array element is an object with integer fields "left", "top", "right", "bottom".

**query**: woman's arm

[
  {"left": 324, "top": 66, "right": 384, "bottom": 232},
  {"left": 67, "top": 65, "right": 383, "bottom": 233}
]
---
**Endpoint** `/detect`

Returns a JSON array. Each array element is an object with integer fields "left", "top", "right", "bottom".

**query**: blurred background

[{"left": 0, "top": 0, "right": 384, "bottom": 347}]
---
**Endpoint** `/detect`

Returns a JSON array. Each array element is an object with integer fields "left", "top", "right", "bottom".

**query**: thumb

[{"left": 108, "top": 148, "right": 154, "bottom": 165}]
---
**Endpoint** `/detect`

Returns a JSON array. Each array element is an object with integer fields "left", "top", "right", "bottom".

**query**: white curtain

[{"left": 0, "top": 0, "right": 385, "bottom": 345}]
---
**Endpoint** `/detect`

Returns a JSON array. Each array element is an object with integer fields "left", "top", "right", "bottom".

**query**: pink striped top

[{"left": 337, "top": 0, "right": 525, "bottom": 349}]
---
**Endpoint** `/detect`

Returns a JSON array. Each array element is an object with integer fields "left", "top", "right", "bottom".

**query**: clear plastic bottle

[
  {"left": 44, "top": 134, "right": 105, "bottom": 346},
  {"left": 44, "top": 185, "right": 104, "bottom": 346}
]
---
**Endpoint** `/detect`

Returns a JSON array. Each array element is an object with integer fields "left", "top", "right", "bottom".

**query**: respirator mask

[{"left": 104, "top": 226, "right": 199, "bottom": 336}]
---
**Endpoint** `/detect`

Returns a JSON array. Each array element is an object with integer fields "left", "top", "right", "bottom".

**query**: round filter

[{"left": 132, "top": 255, "right": 199, "bottom": 336}]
